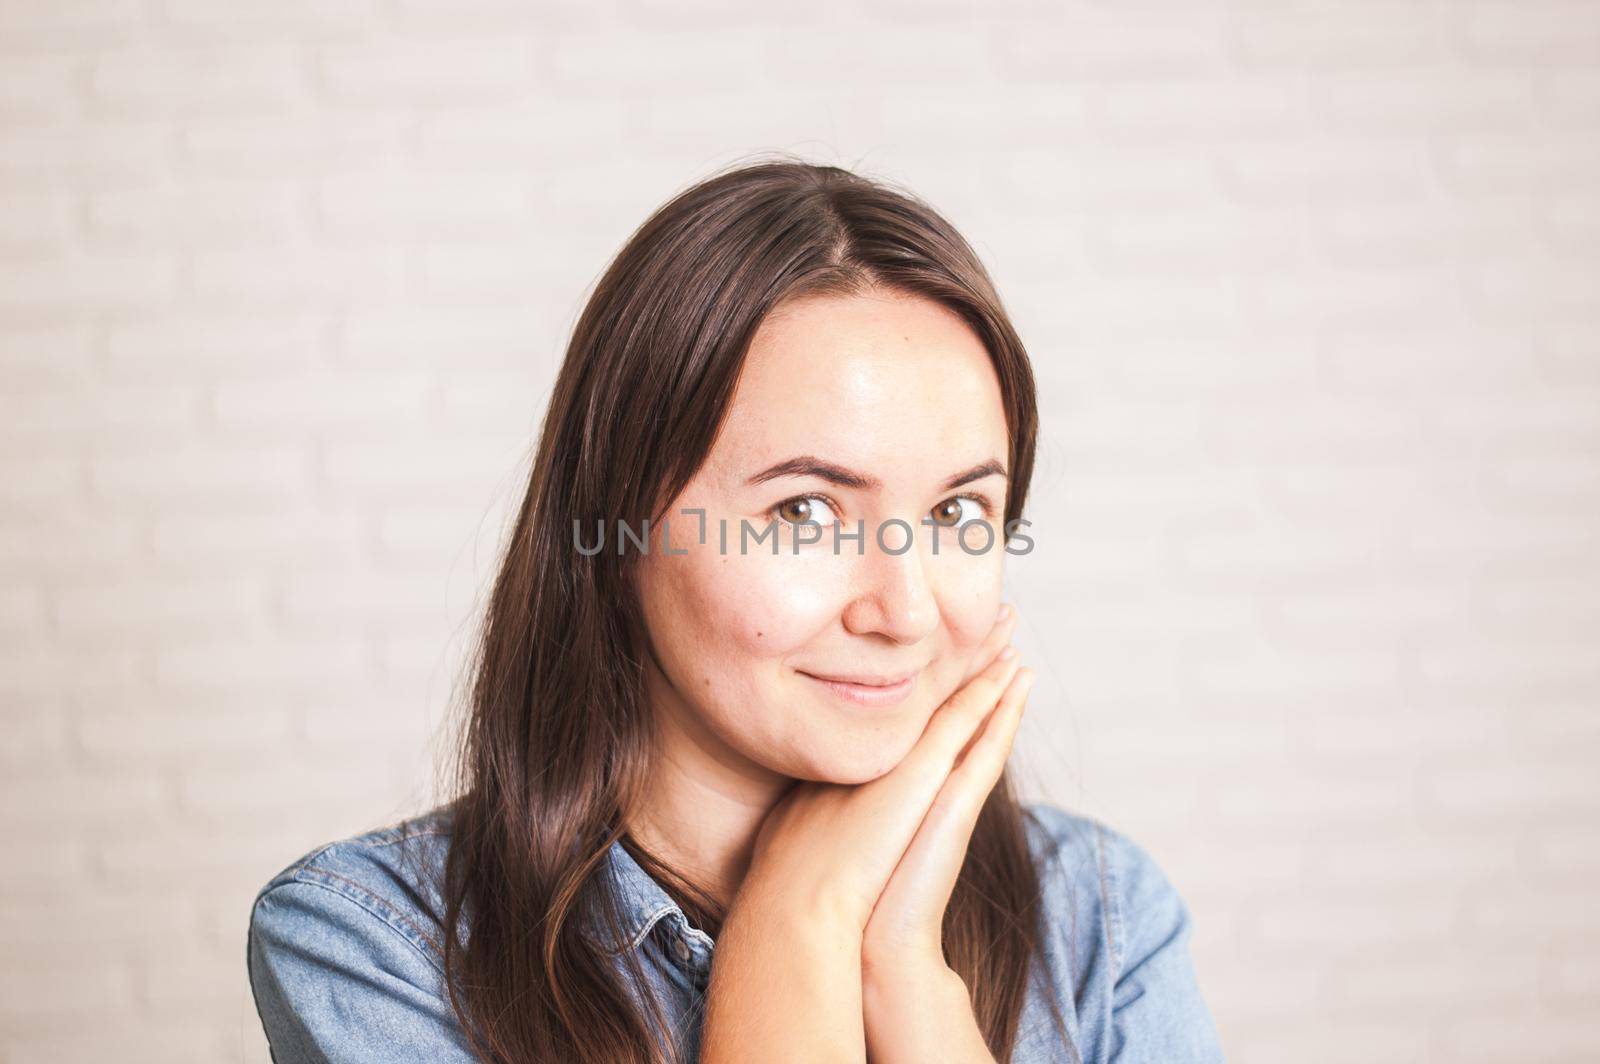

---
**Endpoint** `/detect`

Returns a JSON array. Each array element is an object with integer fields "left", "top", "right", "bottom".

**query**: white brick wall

[{"left": 2, "top": 2, "right": 1596, "bottom": 1061}]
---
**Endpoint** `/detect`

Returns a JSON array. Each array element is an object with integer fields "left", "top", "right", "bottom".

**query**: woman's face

[{"left": 635, "top": 287, "right": 1013, "bottom": 787}]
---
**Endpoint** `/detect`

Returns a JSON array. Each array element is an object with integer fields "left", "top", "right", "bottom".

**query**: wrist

[
  {"left": 730, "top": 875, "right": 865, "bottom": 944},
  {"left": 863, "top": 962, "right": 990, "bottom": 1064},
  {"left": 862, "top": 954, "right": 966, "bottom": 1003}
]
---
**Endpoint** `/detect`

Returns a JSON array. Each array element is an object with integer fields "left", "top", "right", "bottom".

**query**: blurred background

[{"left": 3, "top": 1, "right": 1598, "bottom": 1061}]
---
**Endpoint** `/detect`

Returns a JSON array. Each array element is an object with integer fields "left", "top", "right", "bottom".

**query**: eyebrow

[{"left": 746, "top": 455, "right": 1007, "bottom": 494}]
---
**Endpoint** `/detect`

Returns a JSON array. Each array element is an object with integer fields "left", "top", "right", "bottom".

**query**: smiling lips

[{"left": 798, "top": 668, "right": 920, "bottom": 708}]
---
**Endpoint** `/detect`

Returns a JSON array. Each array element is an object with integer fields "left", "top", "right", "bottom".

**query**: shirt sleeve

[
  {"left": 1102, "top": 827, "right": 1227, "bottom": 1063},
  {"left": 247, "top": 878, "right": 480, "bottom": 1063}
]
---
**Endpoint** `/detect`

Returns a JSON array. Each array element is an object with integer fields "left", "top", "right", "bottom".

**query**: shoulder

[
  {"left": 1019, "top": 801, "right": 1226, "bottom": 1062},
  {"left": 1019, "top": 800, "right": 1190, "bottom": 974},
  {"left": 250, "top": 804, "right": 457, "bottom": 970},
  {"left": 246, "top": 805, "right": 477, "bottom": 1061}
]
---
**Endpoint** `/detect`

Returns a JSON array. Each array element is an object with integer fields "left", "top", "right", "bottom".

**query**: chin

[{"left": 798, "top": 726, "right": 923, "bottom": 786}]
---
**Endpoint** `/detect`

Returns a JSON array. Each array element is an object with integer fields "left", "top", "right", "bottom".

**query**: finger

[
  {"left": 922, "top": 667, "right": 1034, "bottom": 855},
  {"left": 918, "top": 648, "right": 1021, "bottom": 764},
  {"left": 880, "top": 649, "right": 1021, "bottom": 804},
  {"left": 869, "top": 671, "right": 1034, "bottom": 933},
  {"left": 952, "top": 665, "right": 1034, "bottom": 782}
]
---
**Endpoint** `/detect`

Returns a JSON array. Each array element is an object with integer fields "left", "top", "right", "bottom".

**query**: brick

[
  {"left": 1533, "top": 824, "right": 1600, "bottom": 875},
  {"left": 412, "top": 101, "right": 629, "bottom": 166},
  {"left": 0, "top": 124, "right": 169, "bottom": 189},
  {"left": 1539, "top": 68, "right": 1600, "bottom": 128},
  {"left": 0, "top": 323, "right": 97, "bottom": 380},
  {"left": 1090, "top": 75, "right": 1304, "bottom": 140},
  {"left": 1439, "top": 133, "right": 1600, "bottom": 194},
  {"left": 437, "top": 365, "right": 550, "bottom": 427},
  {"left": 54, "top": 573, "right": 264, "bottom": 637},
  {"left": 1546, "top": 951, "right": 1600, "bottom": 1001},
  {"left": 1456, "top": 0, "right": 1600, "bottom": 65},
  {"left": 89, "top": 46, "right": 305, "bottom": 118},
  {"left": 418, "top": 242, "right": 566, "bottom": 298},
  {"left": 394, "top": 0, "right": 613, "bottom": 20},
  {"left": 1218, "top": 137, "right": 1436, "bottom": 203},
  {"left": 1312, "top": 68, "right": 1535, "bottom": 132},
  {"left": 87, "top": 180, "right": 303, "bottom": 248},
  {"left": 993, "top": 10, "right": 1227, "bottom": 81},
  {"left": 0, "top": 701, "right": 70, "bottom": 773},
  {"left": 4, "top": 1026, "right": 230, "bottom": 1064},
  {"left": 318, "top": 36, "right": 536, "bottom": 102},
  {"left": 545, "top": 28, "right": 769, "bottom": 92},
  {"left": 320, "top": 432, "right": 528, "bottom": 500},
  {"left": 1312, "top": 196, "right": 1537, "bottom": 268},
  {"left": 1232, "top": 1018, "right": 1434, "bottom": 1064},
  {"left": 1253, "top": 892, "right": 1457, "bottom": 950},
  {"left": 0, "top": 582, "right": 44, "bottom": 635},
  {"left": 0, "top": 511, "right": 143, "bottom": 576},
  {"left": 0, "top": 254, "right": 178, "bottom": 316},
  {"left": 1442, "top": 1010, "right": 1600, "bottom": 1061},
  {"left": 106, "top": 311, "right": 326, "bottom": 378},
  {"left": 0, "top": 767, "right": 168, "bottom": 829},
  {"left": 0, "top": 55, "right": 89, "bottom": 123},
  {"left": 90, "top": 441, "right": 309, "bottom": 504},
  {"left": 338, "top": 303, "right": 550, "bottom": 366},
  {"left": 0, "top": 456, "right": 84, "bottom": 511},
  {"left": 1424, "top": 754, "right": 1600, "bottom": 818},
  {"left": 0, "top": 0, "right": 143, "bottom": 36},
  {"left": 1089, "top": 203, "right": 1307, "bottom": 275},
  {"left": 150, "top": 507, "right": 364, "bottom": 568},
  {"left": 190, "top": 244, "right": 405, "bottom": 305},
  {"left": 182, "top": 113, "right": 405, "bottom": 176},
  {"left": 154, "top": 0, "right": 378, "bottom": 43},
  {"left": 2, "top": 379, "right": 202, "bottom": 442},
  {"left": 1228, "top": 3, "right": 1447, "bottom": 68},
  {"left": 316, "top": 171, "right": 531, "bottom": 238},
  {"left": 0, "top": 191, "right": 74, "bottom": 254},
  {"left": 0, "top": 836, "right": 90, "bottom": 894},
  {"left": 1212, "top": 769, "right": 1417, "bottom": 831},
  {"left": 0, "top": 965, "right": 133, "bottom": 1022},
  {"left": 279, "top": 569, "right": 447, "bottom": 627},
  {"left": 212, "top": 366, "right": 433, "bottom": 430},
  {"left": 155, "top": 632, "right": 368, "bottom": 688}
]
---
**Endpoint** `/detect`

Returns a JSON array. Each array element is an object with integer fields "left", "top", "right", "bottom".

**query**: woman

[{"left": 247, "top": 158, "right": 1225, "bottom": 1063}]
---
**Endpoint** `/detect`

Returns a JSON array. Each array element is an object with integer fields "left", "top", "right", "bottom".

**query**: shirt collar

[{"left": 583, "top": 834, "right": 694, "bottom": 956}]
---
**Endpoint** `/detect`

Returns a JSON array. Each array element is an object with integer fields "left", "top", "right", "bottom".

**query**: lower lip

[{"left": 800, "top": 671, "right": 917, "bottom": 708}]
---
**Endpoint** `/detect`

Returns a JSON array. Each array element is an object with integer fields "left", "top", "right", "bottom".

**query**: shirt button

[{"left": 672, "top": 937, "right": 692, "bottom": 964}]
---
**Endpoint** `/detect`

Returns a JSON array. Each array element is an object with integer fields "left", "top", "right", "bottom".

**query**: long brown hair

[{"left": 438, "top": 155, "right": 1064, "bottom": 1062}]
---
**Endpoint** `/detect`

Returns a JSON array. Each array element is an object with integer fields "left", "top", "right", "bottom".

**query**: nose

[{"left": 839, "top": 523, "right": 939, "bottom": 645}]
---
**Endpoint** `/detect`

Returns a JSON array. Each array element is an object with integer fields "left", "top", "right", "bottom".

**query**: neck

[{"left": 626, "top": 663, "right": 794, "bottom": 911}]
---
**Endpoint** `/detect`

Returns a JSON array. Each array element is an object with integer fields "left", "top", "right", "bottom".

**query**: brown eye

[
  {"left": 930, "top": 495, "right": 985, "bottom": 528},
  {"left": 930, "top": 498, "right": 964, "bottom": 527},
  {"left": 774, "top": 495, "right": 836, "bottom": 525}
]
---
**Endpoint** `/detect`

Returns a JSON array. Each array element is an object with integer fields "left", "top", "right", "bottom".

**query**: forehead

[{"left": 706, "top": 289, "right": 1007, "bottom": 489}]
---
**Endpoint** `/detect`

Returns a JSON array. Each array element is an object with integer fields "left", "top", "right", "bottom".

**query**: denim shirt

[{"left": 246, "top": 801, "right": 1225, "bottom": 1063}]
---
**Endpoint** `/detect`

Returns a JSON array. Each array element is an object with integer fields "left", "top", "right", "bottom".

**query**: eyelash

[{"left": 768, "top": 491, "right": 998, "bottom": 525}]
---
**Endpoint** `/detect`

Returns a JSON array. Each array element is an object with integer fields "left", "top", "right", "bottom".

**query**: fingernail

[
  {"left": 998, "top": 645, "right": 1016, "bottom": 661},
  {"left": 996, "top": 602, "right": 1011, "bottom": 623}
]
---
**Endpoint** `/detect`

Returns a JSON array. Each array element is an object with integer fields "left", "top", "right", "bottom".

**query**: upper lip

[{"left": 800, "top": 668, "right": 921, "bottom": 687}]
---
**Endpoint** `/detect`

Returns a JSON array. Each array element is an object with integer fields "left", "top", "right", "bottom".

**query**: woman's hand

[
  {"left": 860, "top": 604, "right": 1033, "bottom": 967},
  {"left": 733, "top": 604, "right": 1025, "bottom": 936},
  {"left": 699, "top": 604, "right": 1030, "bottom": 1064},
  {"left": 860, "top": 606, "right": 1035, "bottom": 1064}
]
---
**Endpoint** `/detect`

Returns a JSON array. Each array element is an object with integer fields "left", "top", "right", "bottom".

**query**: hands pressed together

[{"left": 700, "top": 604, "right": 1035, "bottom": 1064}]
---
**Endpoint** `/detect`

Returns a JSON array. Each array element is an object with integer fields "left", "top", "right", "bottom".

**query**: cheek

[
  {"left": 660, "top": 549, "right": 844, "bottom": 671},
  {"left": 710, "top": 553, "right": 845, "bottom": 659},
  {"left": 935, "top": 551, "right": 1006, "bottom": 652}
]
